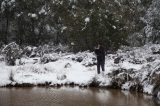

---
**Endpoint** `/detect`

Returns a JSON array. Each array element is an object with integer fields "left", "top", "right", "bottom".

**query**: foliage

[
  {"left": 2, "top": 42, "right": 22, "bottom": 65},
  {"left": 0, "top": 0, "right": 155, "bottom": 51}
]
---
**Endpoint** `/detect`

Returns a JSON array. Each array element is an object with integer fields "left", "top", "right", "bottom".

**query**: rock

[
  {"left": 89, "top": 77, "right": 100, "bottom": 87},
  {"left": 152, "top": 49, "right": 160, "bottom": 54},
  {"left": 64, "top": 63, "right": 71, "bottom": 68},
  {"left": 111, "top": 74, "right": 129, "bottom": 88},
  {"left": 76, "top": 57, "right": 83, "bottom": 62},
  {"left": 130, "top": 83, "right": 143, "bottom": 92},
  {"left": 110, "top": 68, "right": 126, "bottom": 76},
  {"left": 33, "top": 59, "right": 39, "bottom": 64},
  {"left": 111, "top": 81, "right": 120, "bottom": 88},
  {"left": 119, "top": 72, "right": 132, "bottom": 81},
  {"left": 108, "top": 68, "right": 135, "bottom": 89},
  {"left": 114, "top": 56, "right": 122, "bottom": 64},
  {"left": 146, "top": 57, "right": 156, "bottom": 62},
  {"left": 72, "top": 56, "right": 83, "bottom": 62},
  {"left": 149, "top": 73, "right": 160, "bottom": 98},
  {"left": 151, "top": 46, "right": 160, "bottom": 54},
  {"left": 153, "top": 85, "right": 160, "bottom": 97}
]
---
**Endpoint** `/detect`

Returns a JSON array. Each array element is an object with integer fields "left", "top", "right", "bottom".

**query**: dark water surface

[{"left": 0, "top": 87, "right": 159, "bottom": 106}]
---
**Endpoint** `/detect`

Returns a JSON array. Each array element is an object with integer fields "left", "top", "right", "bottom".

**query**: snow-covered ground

[{"left": 0, "top": 44, "right": 160, "bottom": 99}]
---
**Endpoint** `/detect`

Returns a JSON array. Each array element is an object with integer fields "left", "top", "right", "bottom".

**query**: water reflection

[{"left": 0, "top": 87, "right": 159, "bottom": 106}]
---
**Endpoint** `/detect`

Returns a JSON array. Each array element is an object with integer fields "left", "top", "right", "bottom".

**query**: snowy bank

[{"left": 0, "top": 44, "right": 160, "bottom": 99}]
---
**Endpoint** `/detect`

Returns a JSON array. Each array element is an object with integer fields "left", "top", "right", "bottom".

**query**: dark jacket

[{"left": 95, "top": 46, "right": 105, "bottom": 63}]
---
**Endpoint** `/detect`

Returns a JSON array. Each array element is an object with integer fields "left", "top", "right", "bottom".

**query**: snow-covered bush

[
  {"left": 0, "top": 55, "right": 5, "bottom": 62},
  {"left": 53, "top": 44, "right": 69, "bottom": 53},
  {"left": 21, "top": 44, "right": 69, "bottom": 58},
  {"left": 2, "top": 42, "right": 22, "bottom": 66},
  {"left": 22, "top": 46, "right": 33, "bottom": 57},
  {"left": 69, "top": 51, "right": 97, "bottom": 67},
  {"left": 40, "top": 53, "right": 60, "bottom": 64}
]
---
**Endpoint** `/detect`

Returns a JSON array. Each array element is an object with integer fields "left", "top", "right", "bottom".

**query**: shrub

[{"left": 2, "top": 42, "right": 22, "bottom": 66}]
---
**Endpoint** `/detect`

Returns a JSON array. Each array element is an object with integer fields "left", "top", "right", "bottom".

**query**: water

[{"left": 0, "top": 87, "right": 159, "bottom": 106}]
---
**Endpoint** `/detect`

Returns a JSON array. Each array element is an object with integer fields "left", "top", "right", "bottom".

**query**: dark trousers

[{"left": 97, "top": 61, "right": 105, "bottom": 74}]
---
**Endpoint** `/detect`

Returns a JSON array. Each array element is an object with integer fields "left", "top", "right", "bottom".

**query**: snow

[
  {"left": 0, "top": 62, "right": 11, "bottom": 86},
  {"left": 61, "top": 26, "right": 67, "bottom": 33},
  {"left": 158, "top": 92, "right": 160, "bottom": 100},
  {"left": 31, "top": 14, "right": 37, "bottom": 18},
  {"left": 114, "top": 0, "right": 121, "bottom": 6},
  {"left": 119, "top": 61, "right": 143, "bottom": 70},
  {"left": 121, "top": 82, "right": 133, "bottom": 90},
  {"left": 0, "top": 44, "right": 160, "bottom": 98},
  {"left": 85, "top": 17, "right": 90, "bottom": 23},
  {"left": 39, "top": 8, "right": 47, "bottom": 15},
  {"left": 1, "top": 0, "right": 15, "bottom": 12},
  {"left": 3, "top": 59, "right": 96, "bottom": 86},
  {"left": 28, "top": 13, "right": 38, "bottom": 18},
  {"left": 82, "top": 17, "right": 90, "bottom": 30},
  {"left": 143, "top": 84, "right": 154, "bottom": 94},
  {"left": 112, "top": 25, "right": 116, "bottom": 29}
]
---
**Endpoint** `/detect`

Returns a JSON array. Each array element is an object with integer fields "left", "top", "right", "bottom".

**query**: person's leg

[
  {"left": 97, "top": 62, "right": 100, "bottom": 74},
  {"left": 101, "top": 62, "right": 105, "bottom": 72}
]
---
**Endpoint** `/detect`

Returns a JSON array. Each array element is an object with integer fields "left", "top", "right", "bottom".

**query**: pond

[{"left": 0, "top": 87, "right": 159, "bottom": 106}]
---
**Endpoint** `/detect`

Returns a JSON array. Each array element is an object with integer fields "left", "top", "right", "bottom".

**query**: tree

[
  {"left": 0, "top": 0, "right": 16, "bottom": 44},
  {"left": 0, "top": 0, "right": 155, "bottom": 51}
]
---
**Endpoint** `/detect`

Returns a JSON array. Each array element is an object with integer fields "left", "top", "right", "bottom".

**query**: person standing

[{"left": 95, "top": 43, "right": 105, "bottom": 74}]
